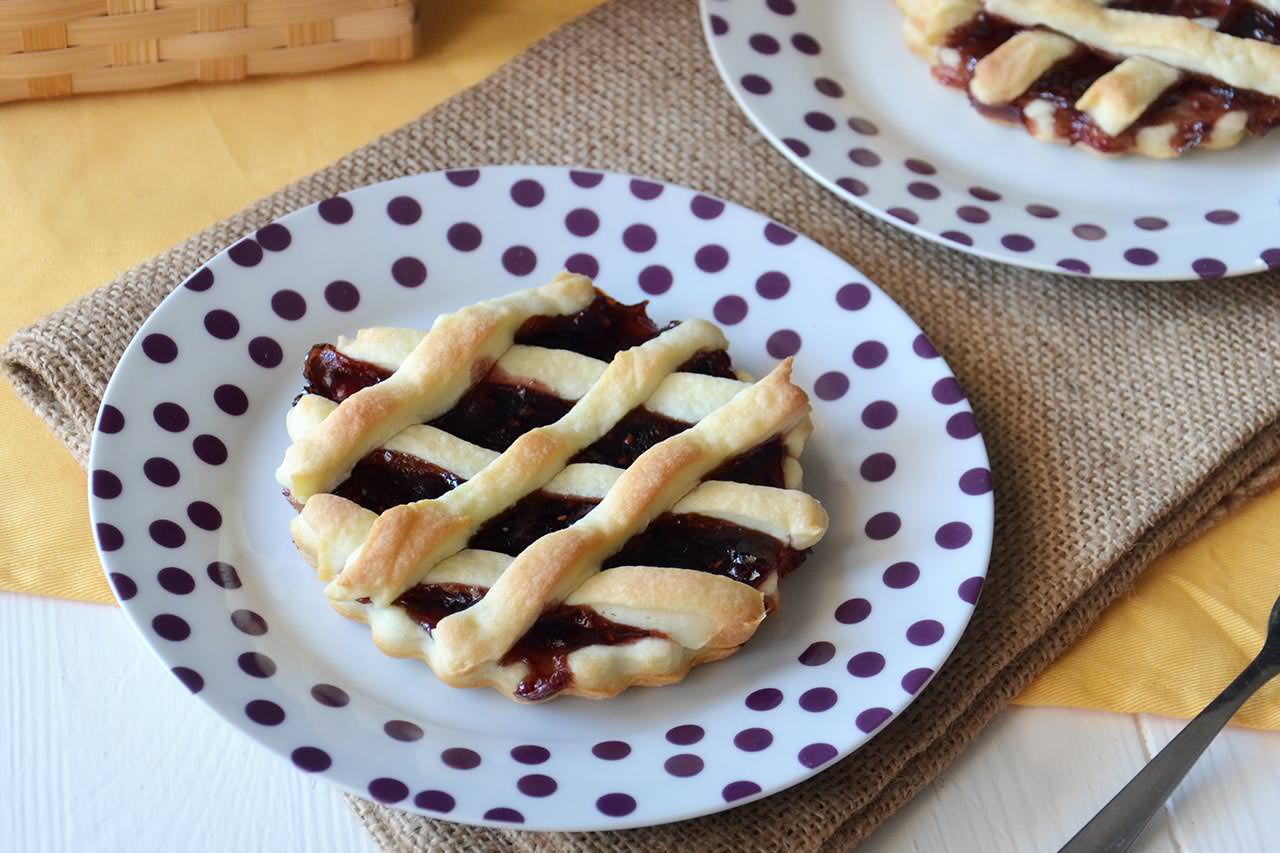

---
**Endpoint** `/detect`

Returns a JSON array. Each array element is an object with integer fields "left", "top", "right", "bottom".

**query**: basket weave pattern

[{"left": 0, "top": 0, "right": 417, "bottom": 102}]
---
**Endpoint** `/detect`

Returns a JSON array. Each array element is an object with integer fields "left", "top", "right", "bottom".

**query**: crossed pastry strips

[
  {"left": 278, "top": 273, "right": 828, "bottom": 701},
  {"left": 896, "top": 0, "right": 1280, "bottom": 156}
]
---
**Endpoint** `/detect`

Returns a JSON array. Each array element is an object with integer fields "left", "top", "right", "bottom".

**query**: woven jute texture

[{"left": 6, "top": 0, "right": 1280, "bottom": 849}]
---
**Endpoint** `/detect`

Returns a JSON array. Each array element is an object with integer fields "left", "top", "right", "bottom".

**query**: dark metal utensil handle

[{"left": 1060, "top": 593, "right": 1280, "bottom": 853}]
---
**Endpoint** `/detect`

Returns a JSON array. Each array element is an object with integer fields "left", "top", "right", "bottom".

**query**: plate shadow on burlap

[{"left": 5, "top": 1, "right": 1280, "bottom": 850}]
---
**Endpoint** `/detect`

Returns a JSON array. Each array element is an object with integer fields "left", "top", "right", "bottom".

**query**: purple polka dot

[
  {"left": 565, "top": 208, "right": 599, "bottom": 237},
  {"left": 415, "top": 790, "right": 455, "bottom": 812},
  {"left": 270, "top": 289, "right": 307, "bottom": 322},
  {"left": 392, "top": 256, "right": 427, "bottom": 287},
  {"left": 207, "top": 561, "right": 240, "bottom": 589},
  {"left": 848, "top": 117, "right": 878, "bottom": 135},
  {"left": 957, "top": 205, "right": 989, "bottom": 224},
  {"left": 204, "top": 309, "right": 239, "bottom": 339},
  {"left": 238, "top": 652, "right": 276, "bottom": 678},
  {"left": 883, "top": 561, "right": 919, "bottom": 588},
  {"left": 815, "top": 77, "right": 843, "bottom": 97},
  {"left": 1002, "top": 234, "right": 1034, "bottom": 252},
  {"left": 664, "top": 753, "right": 703, "bottom": 776},
  {"left": 853, "top": 340, "right": 888, "bottom": 368},
  {"left": 184, "top": 267, "right": 214, "bottom": 291},
  {"left": 1135, "top": 216, "right": 1167, "bottom": 231},
  {"left": 142, "top": 333, "right": 178, "bottom": 363},
  {"left": 862, "top": 400, "right": 898, "bottom": 429},
  {"left": 447, "top": 222, "right": 482, "bottom": 252},
  {"left": 792, "top": 33, "right": 820, "bottom": 54},
  {"left": 756, "top": 271, "right": 790, "bottom": 299},
  {"left": 325, "top": 280, "right": 360, "bottom": 311},
  {"left": 228, "top": 240, "right": 262, "bottom": 267},
  {"left": 1193, "top": 258, "right": 1227, "bottom": 279},
  {"left": 517, "top": 774, "right": 557, "bottom": 797},
  {"left": 596, "top": 794, "right": 636, "bottom": 817},
  {"left": 1073, "top": 223, "right": 1106, "bottom": 241},
  {"left": 445, "top": 169, "right": 480, "bottom": 187},
  {"left": 256, "top": 223, "right": 291, "bottom": 252},
  {"left": 592, "top": 740, "right": 631, "bottom": 760},
  {"left": 907, "top": 619, "right": 945, "bottom": 646},
  {"left": 937, "top": 521, "right": 973, "bottom": 549},
  {"left": 92, "top": 469, "right": 122, "bottom": 499},
  {"left": 847, "top": 651, "right": 886, "bottom": 677},
  {"left": 484, "top": 808, "right": 524, "bottom": 823},
  {"left": 696, "top": 244, "right": 730, "bottom": 272},
  {"left": 1026, "top": 204, "right": 1059, "bottom": 219},
  {"left": 157, "top": 567, "right": 194, "bottom": 595},
  {"left": 666, "top": 724, "right": 704, "bottom": 745},
  {"left": 214, "top": 384, "right": 248, "bottom": 416},
  {"left": 311, "top": 683, "right": 348, "bottom": 707},
  {"left": 805, "top": 111, "right": 836, "bottom": 131},
  {"left": 318, "top": 197, "right": 353, "bottom": 224},
  {"left": 569, "top": 170, "right": 603, "bottom": 188},
  {"left": 709, "top": 13, "right": 728, "bottom": 35},
  {"left": 837, "top": 177, "right": 869, "bottom": 196},
  {"left": 902, "top": 667, "right": 934, "bottom": 694},
  {"left": 638, "top": 264, "right": 671, "bottom": 294},
  {"left": 799, "top": 641, "right": 835, "bottom": 666},
  {"left": 172, "top": 667, "right": 203, "bottom": 693},
  {"left": 98, "top": 522, "right": 124, "bottom": 551},
  {"left": 764, "top": 222, "right": 797, "bottom": 244},
  {"left": 565, "top": 253, "right": 599, "bottom": 278},
  {"left": 814, "top": 371, "right": 849, "bottom": 400},
  {"left": 913, "top": 334, "right": 938, "bottom": 358},
  {"left": 1263, "top": 248, "right": 1280, "bottom": 268},
  {"left": 749, "top": 33, "right": 780, "bottom": 54},
  {"left": 942, "top": 231, "right": 974, "bottom": 246},
  {"left": 959, "top": 467, "right": 993, "bottom": 495},
  {"left": 746, "top": 688, "right": 783, "bottom": 711},
  {"left": 860, "top": 452, "right": 895, "bottom": 482},
  {"left": 108, "top": 571, "right": 135, "bottom": 599},
  {"left": 836, "top": 282, "right": 870, "bottom": 310},
  {"left": 368, "top": 778, "right": 408, "bottom": 803},
  {"left": 798, "top": 743, "right": 837, "bottom": 768},
  {"left": 502, "top": 246, "right": 538, "bottom": 276},
  {"left": 864, "top": 512, "right": 900, "bottom": 540},
  {"left": 231, "top": 609, "right": 267, "bottom": 635},
  {"left": 622, "top": 224, "right": 657, "bottom": 252},
  {"left": 292, "top": 747, "right": 330, "bottom": 772},
  {"left": 799, "top": 687, "right": 837, "bottom": 712},
  {"left": 850, "top": 148, "right": 881, "bottom": 167},
  {"left": 441, "top": 748, "right": 481, "bottom": 769},
  {"left": 723, "top": 781, "right": 761, "bottom": 802},
  {"left": 932, "top": 377, "right": 965, "bottom": 404},
  {"left": 152, "top": 614, "right": 190, "bottom": 642},
  {"left": 153, "top": 402, "right": 189, "bottom": 432},
  {"left": 888, "top": 207, "right": 919, "bottom": 225},
  {"left": 149, "top": 519, "right": 185, "bottom": 548},
  {"left": 958, "top": 576, "right": 985, "bottom": 604},
  {"left": 248, "top": 336, "right": 283, "bottom": 368},
  {"left": 734, "top": 727, "right": 774, "bottom": 751},
  {"left": 767, "top": 0, "right": 796, "bottom": 13},
  {"left": 784, "top": 138, "right": 811, "bottom": 158},
  {"left": 741, "top": 74, "right": 772, "bottom": 95},
  {"left": 904, "top": 159, "right": 936, "bottom": 177},
  {"left": 946, "top": 412, "right": 978, "bottom": 439},
  {"left": 767, "top": 329, "right": 801, "bottom": 358},
  {"left": 691, "top": 195, "right": 725, "bottom": 219},
  {"left": 1206, "top": 209, "right": 1238, "bottom": 225},
  {"left": 387, "top": 196, "right": 421, "bottom": 225},
  {"left": 1125, "top": 247, "right": 1159, "bottom": 266},
  {"left": 713, "top": 295, "right": 747, "bottom": 324},
  {"left": 511, "top": 745, "right": 550, "bottom": 764},
  {"left": 856, "top": 707, "right": 892, "bottom": 733},
  {"left": 510, "top": 179, "right": 545, "bottom": 207},
  {"left": 835, "top": 597, "right": 871, "bottom": 624},
  {"left": 192, "top": 501, "right": 227, "bottom": 536},
  {"left": 1058, "top": 259, "right": 1091, "bottom": 274},
  {"left": 970, "top": 186, "right": 1001, "bottom": 202},
  {"left": 384, "top": 720, "right": 423, "bottom": 742},
  {"left": 908, "top": 182, "right": 940, "bottom": 201},
  {"left": 98, "top": 404, "right": 125, "bottom": 433}
]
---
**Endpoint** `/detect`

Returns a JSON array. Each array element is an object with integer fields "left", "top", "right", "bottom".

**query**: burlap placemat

[{"left": 7, "top": 0, "right": 1280, "bottom": 849}]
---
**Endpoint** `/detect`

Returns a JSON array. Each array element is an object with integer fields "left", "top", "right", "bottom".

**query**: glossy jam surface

[
  {"left": 303, "top": 344, "right": 390, "bottom": 402},
  {"left": 939, "top": 7, "right": 1280, "bottom": 154},
  {"left": 332, "top": 450, "right": 463, "bottom": 514},
  {"left": 605, "top": 512, "right": 805, "bottom": 586}
]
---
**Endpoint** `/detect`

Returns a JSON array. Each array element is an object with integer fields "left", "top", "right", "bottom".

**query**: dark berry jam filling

[
  {"left": 603, "top": 512, "right": 806, "bottom": 586},
  {"left": 332, "top": 450, "right": 463, "bottom": 514},
  {"left": 303, "top": 344, "right": 390, "bottom": 402}
]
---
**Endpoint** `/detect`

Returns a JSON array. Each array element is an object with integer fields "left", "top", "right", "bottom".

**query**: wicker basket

[{"left": 0, "top": 0, "right": 417, "bottom": 103}]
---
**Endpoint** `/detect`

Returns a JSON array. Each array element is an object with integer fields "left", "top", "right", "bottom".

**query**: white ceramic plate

[
  {"left": 702, "top": 0, "right": 1280, "bottom": 280},
  {"left": 88, "top": 166, "right": 992, "bottom": 830}
]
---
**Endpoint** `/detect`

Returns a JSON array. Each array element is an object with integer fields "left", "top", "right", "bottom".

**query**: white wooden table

[{"left": 5, "top": 591, "right": 1277, "bottom": 852}]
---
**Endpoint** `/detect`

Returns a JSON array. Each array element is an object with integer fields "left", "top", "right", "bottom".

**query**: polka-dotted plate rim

[
  {"left": 87, "top": 165, "right": 993, "bottom": 831},
  {"left": 701, "top": 0, "right": 1280, "bottom": 281}
]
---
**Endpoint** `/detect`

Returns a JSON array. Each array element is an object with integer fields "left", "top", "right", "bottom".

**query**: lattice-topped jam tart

[
  {"left": 894, "top": 0, "right": 1280, "bottom": 156},
  {"left": 278, "top": 273, "right": 829, "bottom": 702}
]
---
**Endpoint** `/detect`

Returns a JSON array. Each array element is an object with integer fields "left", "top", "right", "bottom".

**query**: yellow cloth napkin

[{"left": 1, "top": 0, "right": 1276, "bottom": 731}]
